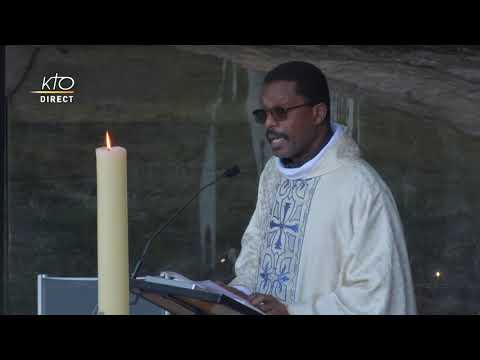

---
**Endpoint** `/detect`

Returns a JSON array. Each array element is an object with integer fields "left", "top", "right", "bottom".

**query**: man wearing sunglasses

[{"left": 226, "top": 61, "right": 416, "bottom": 315}]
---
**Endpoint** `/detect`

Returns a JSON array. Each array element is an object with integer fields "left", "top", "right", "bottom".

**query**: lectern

[{"left": 131, "top": 279, "right": 263, "bottom": 315}]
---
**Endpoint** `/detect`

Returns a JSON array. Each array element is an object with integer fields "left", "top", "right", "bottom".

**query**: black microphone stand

[{"left": 130, "top": 165, "right": 240, "bottom": 281}]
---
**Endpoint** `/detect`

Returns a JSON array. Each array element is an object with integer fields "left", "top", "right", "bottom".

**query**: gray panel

[{"left": 38, "top": 275, "right": 165, "bottom": 315}]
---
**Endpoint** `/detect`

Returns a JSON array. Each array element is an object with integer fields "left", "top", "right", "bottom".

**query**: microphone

[
  {"left": 223, "top": 165, "right": 240, "bottom": 178},
  {"left": 129, "top": 165, "right": 241, "bottom": 281}
]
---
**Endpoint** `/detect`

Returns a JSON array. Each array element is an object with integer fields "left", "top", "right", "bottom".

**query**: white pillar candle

[{"left": 96, "top": 131, "right": 129, "bottom": 315}]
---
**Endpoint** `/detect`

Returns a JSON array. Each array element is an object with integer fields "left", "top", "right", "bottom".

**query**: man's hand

[{"left": 249, "top": 294, "right": 289, "bottom": 315}]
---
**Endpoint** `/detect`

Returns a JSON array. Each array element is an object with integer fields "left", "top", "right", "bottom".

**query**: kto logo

[{"left": 31, "top": 73, "right": 76, "bottom": 103}]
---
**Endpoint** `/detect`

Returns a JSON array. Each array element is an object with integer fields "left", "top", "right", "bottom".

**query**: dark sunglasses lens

[
  {"left": 272, "top": 107, "right": 287, "bottom": 120},
  {"left": 253, "top": 109, "right": 267, "bottom": 124}
]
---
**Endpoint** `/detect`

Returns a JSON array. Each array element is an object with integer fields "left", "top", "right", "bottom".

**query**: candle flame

[{"left": 106, "top": 131, "right": 112, "bottom": 150}]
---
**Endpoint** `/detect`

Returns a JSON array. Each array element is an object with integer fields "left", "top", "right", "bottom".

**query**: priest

[{"left": 226, "top": 61, "right": 417, "bottom": 315}]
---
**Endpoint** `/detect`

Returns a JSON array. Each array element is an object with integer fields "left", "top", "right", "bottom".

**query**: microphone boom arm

[{"left": 130, "top": 167, "right": 238, "bottom": 281}]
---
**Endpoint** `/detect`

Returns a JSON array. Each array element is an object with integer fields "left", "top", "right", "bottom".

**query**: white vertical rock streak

[
  {"left": 199, "top": 59, "right": 227, "bottom": 270},
  {"left": 331, "top": 92, "right": 338, "bottom": 124},
  {"left": 332, "top": 92, "right": 361, "bottom": 146},
  {"left": 232, "top": 63, "right": 238, "bottom": 101},
  {"left": 347, "top": 97, "right": 355, "bottom": 138},
  {"left": 356, "top": 99, "right": 361, "bottom": 145},
  {"left": 246, "top": 69, "right": 272, "bottom": 178}
]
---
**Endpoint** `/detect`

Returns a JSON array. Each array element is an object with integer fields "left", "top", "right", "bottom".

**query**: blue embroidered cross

[
  {"left": 259, "top": 264, "right": 272, "bottom": 291},
  {"left": 270, "top": 202, "right": 299, "bottom": 250},
  {"left": 273, "top": 264, "right": 290, "bottom": 301}
]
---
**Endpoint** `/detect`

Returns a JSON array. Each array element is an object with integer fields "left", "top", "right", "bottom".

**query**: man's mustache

[{"left": 265, "top": 129, "right": 289, "bottom": 142}]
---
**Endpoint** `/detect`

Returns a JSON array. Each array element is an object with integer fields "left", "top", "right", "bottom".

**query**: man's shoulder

[{"left": 330, "top": 158, "right": 391, "bottom": 197}]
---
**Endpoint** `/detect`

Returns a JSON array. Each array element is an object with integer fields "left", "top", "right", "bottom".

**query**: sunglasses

[{"left": 252, "top": 103, "right": 316, "bottom": 124}]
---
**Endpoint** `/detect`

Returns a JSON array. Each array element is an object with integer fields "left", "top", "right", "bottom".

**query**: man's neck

[{"left": 281, "top": 127, "right": 334, "bottom": 169}]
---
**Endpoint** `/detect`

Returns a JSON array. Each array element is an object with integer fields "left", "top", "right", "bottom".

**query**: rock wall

[
  {"left": 5, "top": 45, "right": 480, "bottom": 314},
  {"left": 173, "top": 45, "right": 480, "bottom": 137}
]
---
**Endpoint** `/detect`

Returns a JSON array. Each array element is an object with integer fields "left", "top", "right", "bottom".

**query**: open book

[{"left": 143, "top": 271, "right": 265, "bottom": 315}]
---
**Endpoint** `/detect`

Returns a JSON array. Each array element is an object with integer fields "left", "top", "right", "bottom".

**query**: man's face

[{"left": 261, "top": 80, "right": 325, "bottom": 165}]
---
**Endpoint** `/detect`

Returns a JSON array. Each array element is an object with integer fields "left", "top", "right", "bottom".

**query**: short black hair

[{"left": 264, "top": 61, "right": 330, "bottom": 123}]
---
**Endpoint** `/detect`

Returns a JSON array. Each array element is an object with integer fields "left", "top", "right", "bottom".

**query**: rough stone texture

[
  {"left": 4, "top": 45, "right": 480, "bottom": 314},
  {"left": 173, "top": 45, "right": 480, "bottom": 137}
]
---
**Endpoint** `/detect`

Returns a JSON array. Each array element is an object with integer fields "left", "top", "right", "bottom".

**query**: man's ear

[{"left": 312, "top": 103, "right": 328, "bottom": 126}]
